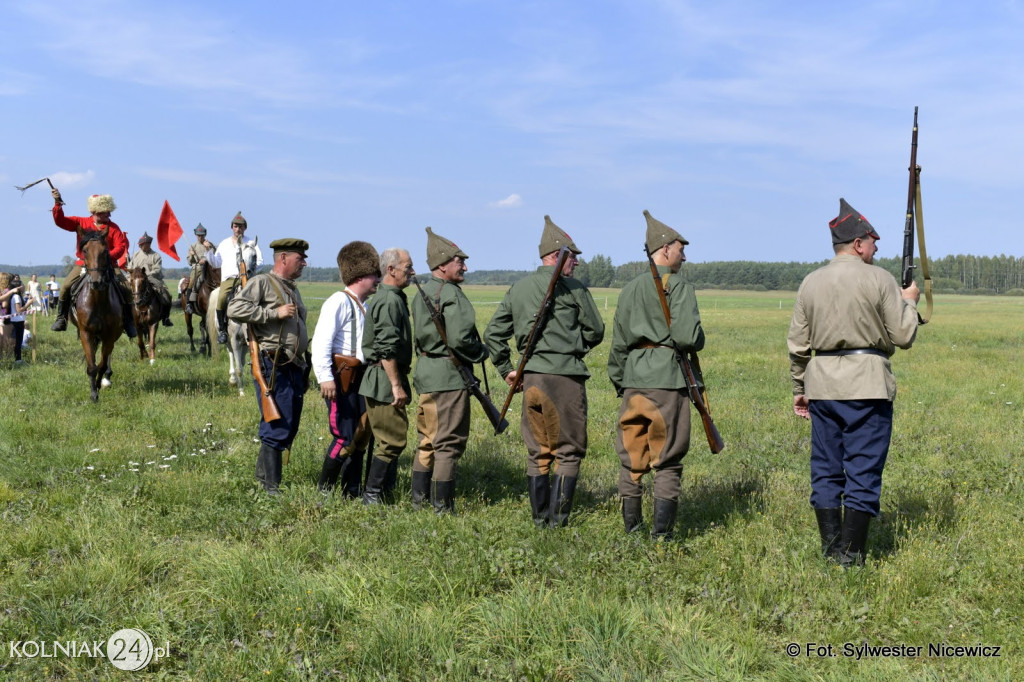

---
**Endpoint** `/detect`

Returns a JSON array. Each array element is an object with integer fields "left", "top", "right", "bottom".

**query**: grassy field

[{"left": 0, "top": 284, "right": 1021, "bottom": 680}]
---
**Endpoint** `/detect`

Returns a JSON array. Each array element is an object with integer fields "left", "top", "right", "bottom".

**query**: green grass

[{"left": 0, "top": 286, "right": 1020, "bottom": 679}]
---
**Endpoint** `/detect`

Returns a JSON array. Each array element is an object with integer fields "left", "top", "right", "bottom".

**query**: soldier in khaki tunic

[
  {"left": 608, "top": 210, "right": 705, "bottom": 539},
  {"left": 788, "top": 198, "right": 920, "bottom": 566},
  {"left": 411, "top": 228, "right": 488, "bottom": 513},
  {"left": 228, "top": 238, "right": 310, "bottom": 494},
  {"left": 358, "top": 248, "right": 415, "bottom": 505},
  {"left": 127, "top": 232, "right": 174, "bottom": 326},
  {"left": 484, "top": 216, "right": 605, "bottom": 528},
  {"left": 183, "top": 223, "right": 215, "bottom": 315}
]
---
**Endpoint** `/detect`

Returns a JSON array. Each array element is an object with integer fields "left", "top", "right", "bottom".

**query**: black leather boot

[
  {"left": 382, "top": 457, "right": 399, "bottom": 504},
  {"left": 122, "top": 306, "right": 137, "bottom": 339},
  {"left": 362, "top": 456, "right": 391, "bottom": 506},
  {"left": 814, "top": 507, "right": 843, "bottom": 560},
  {"left": 622, "top": 496, "right": 643, "bottom": 534},
  {"left": 161, "top": 309, "right": 173, "bottom": 327},
  {"left": 432, "top": 479, "right": 455, "bottom": 515},
  {"left": 651, "top": 497, "right": 678, "bottom": 540},
  {"left": 216, "top": 309, "right": 228, "bottom": 344},
  {"left": 411, "top": 470, "right": 431, "bottom": 510},
  {"left": 549, "top": 475, "right": 578, "bottom": 528},
  {"left": 527, "top": 475, "right": 551, "bottom": 528},
  {"left": 838, "top": 508, "right": 872, "bottom": 567},
  {"left": 317, "top": 454, "right": 345, "bottom": 493},
  {"left": 340, "top": 451, "right": 364, "bottom": 499},
  {"left": 51, "top": 298, "right": 70, "bottom": 331},
  {"left": 255, "top": 443, "right": 282, "bottom": 494}
]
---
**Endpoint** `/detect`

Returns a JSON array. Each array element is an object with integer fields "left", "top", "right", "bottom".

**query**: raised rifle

[
  {"left": 901, "top": 106, "right": 932, "bottom": 323},
  {"left": 237, "top": 254, "right": 283, "bottom": 422},
  {"left": 497, "top": 246, "right": 571, "bottom": 425},
  {"left": 413, "top": 277, "right": 509, "bottom": 435},
  {"left": 644, "top": 245, "right": 724, "bottom": 454}
]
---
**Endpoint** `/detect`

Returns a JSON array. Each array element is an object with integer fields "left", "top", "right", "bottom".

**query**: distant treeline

[
  {"left": 465, "top": 253, "right": 1024, "bottom": 295},
  {"left": 6, "top": 253, "right": 1024, "bottom": 294}
]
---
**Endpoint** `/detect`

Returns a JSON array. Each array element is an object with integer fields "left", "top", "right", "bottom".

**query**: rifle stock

[
  {"left": 497, "top": 247, "right": 571, "bottom": 425},
  {"left": 413, "top": 277, "right": 509, "bottom": 435},
  {"left": 238, "top": 258, "right": 283, "bottom": 422},
  {"left": 644, "top": 246, "right": 724, "bottom": 454}
]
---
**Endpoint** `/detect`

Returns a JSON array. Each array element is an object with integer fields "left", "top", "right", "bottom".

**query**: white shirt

[
  {"left": 311, "top": 289, "right": 366, "bottom": 384},
  {"left": 207, "top": 236, "right": 263, "bottom": 279},
  {"left": 9, "top": 293, "right": 25, "bottom": 323}
]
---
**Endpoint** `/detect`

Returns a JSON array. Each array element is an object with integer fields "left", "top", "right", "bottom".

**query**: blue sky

[{"left": 2, "top": 0, "right": 1020, "bottom": 271}]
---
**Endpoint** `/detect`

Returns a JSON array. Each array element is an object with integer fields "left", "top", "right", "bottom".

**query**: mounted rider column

[{"left": 207, "top": 212, "right": 263, "bottom": 345}]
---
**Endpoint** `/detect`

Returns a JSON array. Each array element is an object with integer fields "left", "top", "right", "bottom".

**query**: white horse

[{"left": 205, "top": 240, "right": 259, "bottom": 397}]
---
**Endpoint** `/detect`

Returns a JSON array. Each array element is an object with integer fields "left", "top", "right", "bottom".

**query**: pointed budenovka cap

[
  {"left": 829, "top": 198, "right": 880, "bottom": 244},
  {"left": 643, "top": 209, "right": 688, "bottom": 252},
  {"left": 231, "top": 211, "right": 247, "bottom": 228},
  {"left": 138, "top": 231, "right": 153, "bottom": 245},
  {"left": 194, "top": 222, "right": 207, "bottom": 236},
  {"left": 538, "top": 215, "right": 582, "bottom": 258},
  {"left": 425, "top": 226, "right": 469, "bottom": 270}
]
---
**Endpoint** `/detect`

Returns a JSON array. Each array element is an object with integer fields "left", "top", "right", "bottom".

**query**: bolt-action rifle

[
  {"left": 412, "top": 276, "right": 509, "bottom": 435},
  {"left": 644, "top": 245, "right": 724, "bottom": 454},
  {"left": 901, "top": 106, "right": 932, "bottom": 323},
  {"left": 497, "top": 246, "right": 571, "bottom": 426},
  {"left": 238, "top": 255, "right": 282, "bottom": 422}
]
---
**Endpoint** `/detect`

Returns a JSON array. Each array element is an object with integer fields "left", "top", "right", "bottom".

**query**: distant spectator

[
  {"left": 27, "top": 274, "right": 43, "bottom": 314},
  {"left": 45, "top": 274, "right": 60, "bottom": 315},
  {"left": 8, "top": 275, "right": 29, "bottom": 364}
]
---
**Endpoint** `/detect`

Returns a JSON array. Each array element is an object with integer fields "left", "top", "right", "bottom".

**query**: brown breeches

[
  {"left": 414, "top": 389, "right": 470, "bottom": 481},
  {"left": 520, "top": 373, "right": 588, "bottom": 478},
  {"left": 614, "top": 388, "right": 691, "bottom": 501}
]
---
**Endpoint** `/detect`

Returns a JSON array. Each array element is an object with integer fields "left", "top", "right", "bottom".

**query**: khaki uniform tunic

[{"left": 227, "top": 273, "right": 309, "bottom": 367}]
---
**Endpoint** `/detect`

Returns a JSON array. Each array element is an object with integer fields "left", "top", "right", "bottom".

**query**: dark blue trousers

[
  {"left": 254, "top": 359, "right": 306, "bottom": 451},
  {"left": 809, "top": 399, "right": 893, "bottom": 516}
]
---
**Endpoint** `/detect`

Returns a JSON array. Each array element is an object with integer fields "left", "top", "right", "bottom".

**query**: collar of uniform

[{"left": 830, "top": 253, "right": 864, "bottom": 264}]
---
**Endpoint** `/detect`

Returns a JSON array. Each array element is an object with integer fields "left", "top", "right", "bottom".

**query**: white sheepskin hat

[{"left": 86, "top": 194, "right": 117, "bottom": 214}]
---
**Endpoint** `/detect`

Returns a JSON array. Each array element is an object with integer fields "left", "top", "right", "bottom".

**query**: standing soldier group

[{"left": 41, "top": 188, "right": 920, "bottom": 565}]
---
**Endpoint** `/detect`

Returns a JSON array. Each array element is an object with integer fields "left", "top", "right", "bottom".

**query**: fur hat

[
  {"left": 425, "top": 227, "right": 469, "bottom": 270},
  {"left": 87, "top": 194, "right": 117, "bottom": 214},
  {"left": 829, "top": 198, "right": 880, "bottom": 244},
  {"left": 643, "top": 210, "right": 688, "bottom": 253},
  {"left": 337, "top": 241, "right": 381, "bottom": 285},
  {"left": 231, "top": 212, "right": 247, "bottom": 228},
  {"left": 538, "top": 215, "right": 581, "bottom": 258}
]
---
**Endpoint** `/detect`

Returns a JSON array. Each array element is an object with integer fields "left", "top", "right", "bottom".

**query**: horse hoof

[
  {"left": 101, "top": 378, "right": 112, "bottom": 388},
  {"left": 229, "top": 376, "right": 238, "bottom": 387}
]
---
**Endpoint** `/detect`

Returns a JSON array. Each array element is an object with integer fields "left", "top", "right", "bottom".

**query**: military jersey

[
  {"left": 788, "top": 254, "right": 918, "bottom": 401},
  {"left": 607, "top": 265, "right": 705, "bottom": 393},
  {"left": 358, "top": 283, "right": 413, "bottom": 403},
  {"left": 412, "top": 276, "right": 488, "bottom": 393},
  {"left": 187, "top": 240, "right": 213, "bottom": 266},
  {"left": 127, "top": 250, "right": 165, "bottom": 281},
  {"left": 484, "top": 265, "right": 605, "bottom": 378},
  {"left": 227, "top": 272, "right": 309, "bottom": 367}
]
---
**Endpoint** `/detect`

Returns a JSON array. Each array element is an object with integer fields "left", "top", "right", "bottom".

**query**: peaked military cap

[
  {"left": 338, "top": 240, "right": 381, "bottom": 285},
  {"left": 138, "top": 231, "right": 153, "bottom": 245},
  {"left": 194, "top": 222, "right": 207, "bottom": 236},
  {"left": 538, "top": 215, "right": 581, "bottom": 257},
  {"left": 269, "top": 238, "right": 309, "bottom": 257},
  {"left": 829, "top": 198, "right": 880, "bottom": 244},
  {"left": 425, "top": 227, "right": 469, "bottom": 270},
  {"left": 643, "top": 209, "right": 688, "bottom": 253},
  {"left": 231, "top": 211, "right": 247, "bottom": 228}
]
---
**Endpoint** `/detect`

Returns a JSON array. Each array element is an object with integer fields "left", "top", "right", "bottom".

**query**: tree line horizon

[{"left": 5, "top": 252, "right": 1023, "bottom": 295}]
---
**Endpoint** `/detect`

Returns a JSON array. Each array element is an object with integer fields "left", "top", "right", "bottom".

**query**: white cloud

[{"left": 490, "top": 193, "right": 522, "bottom": 209}]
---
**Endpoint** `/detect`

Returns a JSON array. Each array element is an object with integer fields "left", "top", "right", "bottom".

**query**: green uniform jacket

[
  {"left": 227, "top": 273, "right": 309, "bottom": 367},
  {"left": 359, "top": 283, "right": 413, "bottom": 403},
  {"left": 484, "top": 266, "right": 605, "bottom": 378},
  {"left": 412, "top": 276, "right": 488, "bottom": 393},
  {"left": 607, "top": 266, "right": 705, "bottom": 394}
]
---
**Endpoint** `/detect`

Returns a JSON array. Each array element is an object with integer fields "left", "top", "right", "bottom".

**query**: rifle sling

[{"left": 914, "top": 171, "right": 933, "bottom": 323}]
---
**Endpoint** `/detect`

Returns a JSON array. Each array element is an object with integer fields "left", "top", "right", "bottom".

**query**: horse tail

[{"left": 206, "top": 287, "right": 220, "bottom": 357}]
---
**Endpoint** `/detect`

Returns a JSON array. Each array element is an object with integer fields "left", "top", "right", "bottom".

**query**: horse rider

[
  {"left": 184, "top": 223, "right": 215, "bottom": 315},
  {"left": 49, "top": 188, "right": 137, "bottom": 338},
  {"left": 127, "top": 232, "right": 175, "bottom": 327},
  {"left": 207, "top": 212, "right": 263, "bottom": 345}
]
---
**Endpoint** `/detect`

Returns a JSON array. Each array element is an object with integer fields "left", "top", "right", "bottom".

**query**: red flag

[{"left": 156, "top": 200, "right": 184, "bottom": 261}]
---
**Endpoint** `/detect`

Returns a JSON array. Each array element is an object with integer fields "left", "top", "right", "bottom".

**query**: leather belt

[
  {"left": 814, "top": 348, "right": 888, "bottom": 358},
  {"left": 634, "top": 342, "right": 674, "bottom": 350}
]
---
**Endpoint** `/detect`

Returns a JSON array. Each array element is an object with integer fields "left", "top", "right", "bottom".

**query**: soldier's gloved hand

[{"left": 51, "top": 188, "right": 63, "bottom": 204}]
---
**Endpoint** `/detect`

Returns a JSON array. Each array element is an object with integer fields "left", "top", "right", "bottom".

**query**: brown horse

[
  {"left": 182, "top": 260, "right": 221, "bottom": 355},
  {"left": 129, "top": 267, "right": 166, "bottom": 364},
  {"left": 72, "top": 227, "right": 124, "bottom": 402}
]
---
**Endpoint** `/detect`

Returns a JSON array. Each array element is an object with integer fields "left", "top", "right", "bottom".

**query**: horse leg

[
  {"left": 98, "top": 334, "right": 115, "bottom": 392},
  {"left": 136, "top": 314, "right": 147, "bottom": 360},
  {"left": 149, "top": 323, "right": 157, "bottom": 365},
  {"left": 81, "top": 332, "right": 100, "bottom": 402}
]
